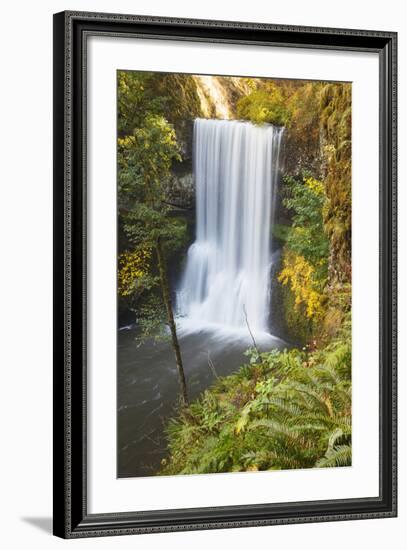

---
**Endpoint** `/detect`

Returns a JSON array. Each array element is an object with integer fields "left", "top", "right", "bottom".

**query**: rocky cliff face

[
  {"left": 167, "top": 76, "right": 252, "bottom": 210},
  {"left": 164, "top": 170, "right": 194, "bottom": 209},
  {"left": 192, "top": 75, "right": 251, "bottom": 120}
]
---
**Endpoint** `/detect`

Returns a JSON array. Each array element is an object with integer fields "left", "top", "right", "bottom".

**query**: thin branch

[
  {"left": 161, "top": 199, "right": 193, "bottom": 211},
  {"left": 207, "top": 350, "right": 218, "bottom": 379},
  {"left": 243, "top": 304, "right": 260, "bottom": 356}
]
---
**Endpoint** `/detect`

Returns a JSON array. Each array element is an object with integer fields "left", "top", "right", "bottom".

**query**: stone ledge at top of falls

[{"left": 192, "top": 75, "right": 253, "bottom": 121}]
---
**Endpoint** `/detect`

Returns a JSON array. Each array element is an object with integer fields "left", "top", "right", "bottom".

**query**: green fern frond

[
  {"left": 317, "top": 445, "right": 352, "bottom": 468},
  {"left": 247, "top": 419, "right": 301, "bottom": 441}
]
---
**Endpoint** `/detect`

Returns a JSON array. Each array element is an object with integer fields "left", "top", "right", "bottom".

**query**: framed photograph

[{"left": 53, "top": 11, "right": 397, "bottom": 538}]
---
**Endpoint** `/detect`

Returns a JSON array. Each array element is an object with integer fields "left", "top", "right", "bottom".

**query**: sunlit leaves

[
  {"left": 279, "top": 251, "right": 325, "bottom": 319},
  {"left": 118, "top": 114, "right": 181, "bottom": 207},
  {"left": 236, "top": 83, "right": 291, "bottom": 126},
  {"left": 278, "top": 175, "right": 329, "bottom": 321},
  {"left": 118, "top": 248, "right": 152, "bottom": 297}
]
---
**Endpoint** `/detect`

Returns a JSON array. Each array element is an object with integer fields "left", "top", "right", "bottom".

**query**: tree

[{"left": 118, "top": 79, "right": 190, "bottom": 406}]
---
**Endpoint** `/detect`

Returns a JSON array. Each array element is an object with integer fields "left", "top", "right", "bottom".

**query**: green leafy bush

[
  {"left": 237, "top": 84, "right": 291, "bottom": 126},
  {"left": 277, "top": 175, "right": 329, "bottom": 339}
]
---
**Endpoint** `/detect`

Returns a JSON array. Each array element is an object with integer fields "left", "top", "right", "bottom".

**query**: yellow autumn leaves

[
  {"left": 304, "top": 176, "right": 324, "bottom": 196},
  {"left": 278, "top": 176, "right": 326, "bottom": 321},
  {"left": 278, "top": 251, "right": 325, "bottom": 320},
  {"left": 118, "top": 249, "right": 151, "bottom": 297}
]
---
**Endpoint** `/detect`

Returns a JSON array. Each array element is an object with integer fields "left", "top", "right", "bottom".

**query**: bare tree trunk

[{"left": 156, "top": 236, "right": 189, "bottom": 406}]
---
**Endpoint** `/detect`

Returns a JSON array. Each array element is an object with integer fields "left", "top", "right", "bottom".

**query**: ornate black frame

[{"left": 53, "top": 10, "right": 397, "bottom": 538}]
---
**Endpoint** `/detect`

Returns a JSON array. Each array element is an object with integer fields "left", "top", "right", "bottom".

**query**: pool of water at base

[{"left": 117, "top": 327, "right": 285, "bottom": 478}]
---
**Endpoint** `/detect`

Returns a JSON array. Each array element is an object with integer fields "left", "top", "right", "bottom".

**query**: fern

[
  {"left": 317, "top": 445, "right": 352, "bottom": 468},
  {"left": 160, "top": 318, "right": 351, "bottom": 476}
]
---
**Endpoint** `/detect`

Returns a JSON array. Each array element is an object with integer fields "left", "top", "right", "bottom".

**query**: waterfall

[{"left": 177, "top": 118, "right": 283, "bottom": 335}]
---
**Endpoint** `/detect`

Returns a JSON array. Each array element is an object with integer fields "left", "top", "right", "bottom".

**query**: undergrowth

[{"left": 160, "top": 316, "right": 351, "bottom": 475}]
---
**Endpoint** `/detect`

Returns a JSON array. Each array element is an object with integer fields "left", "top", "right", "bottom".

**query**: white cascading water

[{"left": 177, "top": 118, "right": 283, "bottom": 335}]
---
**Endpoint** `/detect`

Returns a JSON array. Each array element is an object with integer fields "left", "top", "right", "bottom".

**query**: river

[{"left": 117, "top": 327, "right": 285, "bottom": 477}]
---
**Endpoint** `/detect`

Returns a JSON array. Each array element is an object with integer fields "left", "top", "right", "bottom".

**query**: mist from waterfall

[{"left": 177, "top": 118, "right": 283, "bottom": 336}]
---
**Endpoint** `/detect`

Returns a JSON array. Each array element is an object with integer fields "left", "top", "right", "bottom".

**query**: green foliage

[
  {"left": 118, "top": 71, "right": 201, "bottom": 137},
  {"left": 118, "top": 248, "right": 154, "bottom": 298},
  {"left": 117, "top": 113, "right": 186, "bottom": 325},
  {"left": 237, "top": 83, "right": 291, "bottom": 126},
  {"left": 277, "top": 175, "right": 329, "bottom": 338},
  {"left": 317, "top": 444, "right": 352, "bottom": 468},
  {"left": 118, "top": 72, "right": 163, "bottom": 135},
  {"left": 118, "top": 114, "right": 181, "bottom": 207},
  {"left": 276, "top": 81, "right": 351, "bottom": 341},
  {"left": 282, "top": 175, "right": 329, "bottom": 274},
  {"left": 236, "top": 80, "right": 323, "bottom": 181},
  {"left": 117, "top": 72, "right": 192, "bottom": 340},
  {"left": 272, "top": 223, "right": 291, "bottom": 243},
  {"left": 123, "top": 208, "right": 187, "bottom": 252},
  {"left": 161, "top": 321, "right": 351, "bottom": 475},
  {"left": 134, "top": 294, "right": 168, "bottom": 342}
]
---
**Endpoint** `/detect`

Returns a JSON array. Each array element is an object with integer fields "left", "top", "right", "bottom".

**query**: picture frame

[{"left": 53, "top": 10, "right": 397, "bottom": 538}]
